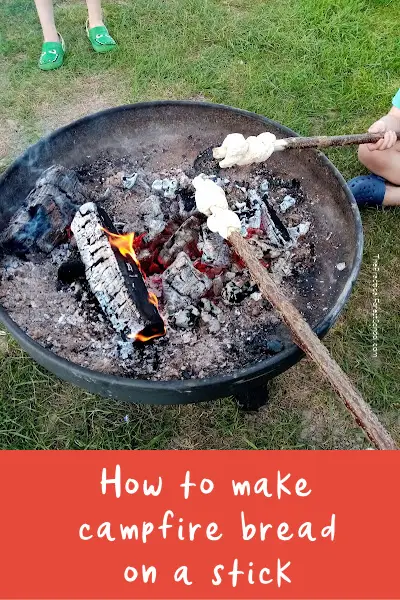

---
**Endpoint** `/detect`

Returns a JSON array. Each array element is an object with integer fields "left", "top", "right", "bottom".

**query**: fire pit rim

[{"left": 0, "top": 100, "right": 363, "bottom": 396}]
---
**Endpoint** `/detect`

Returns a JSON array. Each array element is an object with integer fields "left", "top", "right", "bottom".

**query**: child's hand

[{"left": 367, "top": 108, "right": 400, "bottom": 151}]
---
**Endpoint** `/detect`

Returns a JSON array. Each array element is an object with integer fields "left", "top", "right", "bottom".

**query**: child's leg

[
  {"left": 358, "top": 142, "right": 400, "bottom": 185},
  {"left": 358, "top": 142, "right": 400, "bottom": 206},
  {"left": 86, "top": 0, "right": 104, "bottom": 28},
  {"left": 34, "top": 0, "right": 59, "bottom": 43},
  {"left": 382, "top": 185, "right": 400, "bottom": 206}
]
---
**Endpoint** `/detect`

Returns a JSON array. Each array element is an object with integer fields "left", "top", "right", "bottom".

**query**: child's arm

[{"left": 366, "top": 89, "right": 400, "bottom": 151}]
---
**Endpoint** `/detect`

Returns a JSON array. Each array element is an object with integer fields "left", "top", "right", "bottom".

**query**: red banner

[{"left": 0, "top": 451, "right": 398, "bottom": 599}]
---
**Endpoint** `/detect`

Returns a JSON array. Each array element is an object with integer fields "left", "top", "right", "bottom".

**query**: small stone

[
  {"left": 336, "top": 262, "right": 346, "bottom": 271},
  {"left": 260, "top": 180, "right": 269, "bottom": 193}
]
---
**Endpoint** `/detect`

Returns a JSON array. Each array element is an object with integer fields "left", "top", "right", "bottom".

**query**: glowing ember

[{"left": 103, "top": 228, "right": 166, "bottom": 343}]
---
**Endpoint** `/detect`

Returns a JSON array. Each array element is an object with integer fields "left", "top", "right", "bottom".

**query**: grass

[{"left": 0, "top": 0, "right": 399, "bottom": 449}]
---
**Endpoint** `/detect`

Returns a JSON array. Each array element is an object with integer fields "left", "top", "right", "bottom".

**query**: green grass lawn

[{"left": 0, "top": 0, "right": 399, "bottom": 449}]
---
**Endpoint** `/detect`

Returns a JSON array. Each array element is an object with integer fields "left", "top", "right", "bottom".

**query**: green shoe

[
  {"left": 39, "top": 34, "right": 65, "bottom": 71},
  {"left": 86, "top": 20, "right": 117, "bottom": 53}
]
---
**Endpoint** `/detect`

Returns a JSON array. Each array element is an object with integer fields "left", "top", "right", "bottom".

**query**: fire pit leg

[{"left": 235, "top": 383, "right": 269, "bottom": 412}]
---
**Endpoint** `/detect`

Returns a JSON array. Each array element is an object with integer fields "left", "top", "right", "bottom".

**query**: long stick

[
  {"left": 229, "top": 231, "right": 398, "bottom": 451},
  {"left": 274, "top": 131, "right": 400, "bottom": 151}
]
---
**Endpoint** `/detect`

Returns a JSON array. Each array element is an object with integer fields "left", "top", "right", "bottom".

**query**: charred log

[
  {"left": 0, "top": 165, "right": 88, "bottom": 255},
  {"left": 70, "top": 202, "right": 165, "bottom": 342}
]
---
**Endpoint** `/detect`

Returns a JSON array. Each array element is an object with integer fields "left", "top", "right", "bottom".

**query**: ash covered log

[
  {"left": 70, "top": 202, "right": 165, "bottom": 342},
  {"left": 162, "top": 251, "right": 212, "bottom": 313},
  {"left": 198, "top": 224, "right": 230, "bottom": 267},
  {"left": 0, "top": 165, "right": 88, "bottom": 255},
  {"left": 158, "top": 215, "right": 202, "bottom": 267}
]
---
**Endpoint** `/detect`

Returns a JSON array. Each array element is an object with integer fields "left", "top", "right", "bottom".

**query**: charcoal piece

[
  {"left": 279, "top": 195, "right": 296, "bottom": 213},
  {"left": 122, "top": 173, "right": 138, "bottom": 189},
  {"left": 288, "top": 221, "right": 311, "bottom": 242},
  {"left": 151, "top": 178, "right": 178, "bottom": 199},
  {"left": 178, "top": 188, "right": 196, "bottom": 217},
  {"left": 158, "top": 216, "right": 201, "bottom": 267},
  {"left": 0, "top": 165, "right": 88, "bottom": 255},
  {"left": 162, "top": 251, "right": 212, "bottom": 314},
  {"left": 198, "top": 224, "right": 230, "bottom": 267},
  {"left": 58, "top": 259, "right": 86, "bottom": 284},
  {"left": 71, "top": 202, "right": 165, "bottom": 341},
  {"left": 162, "top": 178, "right": 178, "bottom": 199},
  {"left": 138, "top": 195, "right": 166, "bottom": 242},
  {"left": 261, "top": 196, "right": 291, "bottom": 244},
  {"left": 246, "top": 190, "right": 263, "bottom": 230},
  {"left": 193, "top": 147, "right": 221, "bottom": 176},
  {"left": 222, "top": 280, "right": 257, "bottom": 304},
  {"left": 174, "top": 306, "right": 200, "bottom": 329}
]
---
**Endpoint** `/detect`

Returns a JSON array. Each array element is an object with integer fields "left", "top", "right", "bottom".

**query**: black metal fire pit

[{"left": 0, "top": 101, "right": 363, "bottom": 407}]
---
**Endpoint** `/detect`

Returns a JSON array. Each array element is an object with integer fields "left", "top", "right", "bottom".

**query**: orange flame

[
  {"left": 102, "top": 228, "right": 166, "bottom": 343},
  {"left": 102, "top": 228, "right": 141, "bottom": 269}
]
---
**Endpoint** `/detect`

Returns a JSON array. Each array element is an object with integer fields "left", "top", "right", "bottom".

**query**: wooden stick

[
  {"left": 229, "top": 231, "right": 398, "bottom": 450},
  {"left": 274, "top": 131, "right": 400, "bottom": 151}
]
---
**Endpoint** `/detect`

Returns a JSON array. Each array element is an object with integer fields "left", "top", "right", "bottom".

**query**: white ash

[
  {"left": 270, "top": 251, "right": 294, "bottom": 285},
  {"left": 50, "top": 244, "right": 71, "bottom": 267}
]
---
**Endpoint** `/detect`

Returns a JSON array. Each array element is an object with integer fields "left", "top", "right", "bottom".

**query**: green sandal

[
  {"left": 39, "top": 34, "right": 65, "bottom": 71},
  {"left": 86, "top": 20, "right": 117, "bottom": 53}
]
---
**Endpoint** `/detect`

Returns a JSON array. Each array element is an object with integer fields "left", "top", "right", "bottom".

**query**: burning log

[
  {"left": 70, "top": 202, "right": 165, "bottom": 342},
  {"left": 0, "top": 165, "right": 88, "bottom": 255}
]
